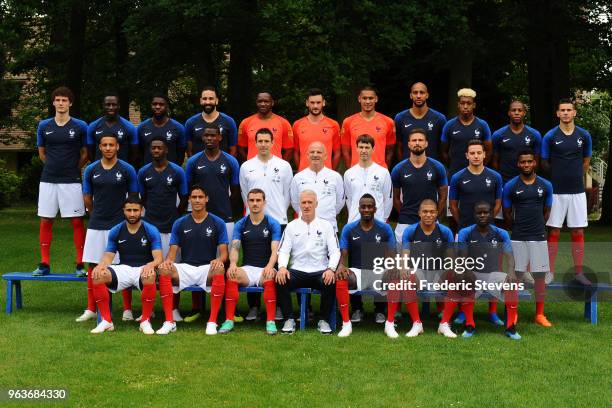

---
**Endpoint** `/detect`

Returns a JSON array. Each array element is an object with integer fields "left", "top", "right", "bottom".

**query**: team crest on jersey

[
  {"left": 435, "top": 237, "right": 443, "bottom": 245},
  {"left": 166, "top": 130, "right": 173, "bottom": 141},
  {"left": 322, "top": 128, "right": 328, "bottom": 134},
  {"left": 375, "top": 233, "right": 381, "bottom": 244},
  {"left": 373, "top": 175, "right": 379, "bottom": 181},
  {"left": 263, "top": 228, "right": 269, "bottom": 237},
  {"left": 537, "top": 187, "right": 544, "bottom": 197},
  {"left": 219, "top": 126, "right": 224, "bottom": 134},
  {"left": 577, "top": 138, "right": 583, "bottom": 147},
  {"left": 323, "top": 179, "right": 329, "bottom": 185},
  {"left": 116, "top": 171, "right": 123, "bottom": 181},
  {"left": 524, "top": 135, "right": 531, "bottom": 145},
  {"left": 69, "top": 128, "right": 76, "bottom": 138},
  {"left": 206, "top": 226, "right": 213, "bottom": 237},
  {"left": 426, "top": 170, "right": 433, "bottom": 180},
  {"left": 220, "top": 164, "right": 227, "bottom": 174},
  {"left": 428, "top": 121, "right": 434, "bottom": 131},
  {"left": 117, "top": 129, "right": 124, "bottom": 137},
  {"left": 491, "top": 237, "right": 498, "bottom": 248},
  {"left": 474, "top": 129, "right": 481, "bottom": 138},
  {"left": 274, "top": 167, "right": 279, "bottom": 174},
  {"left": 375, "top": 126, "right": 382, "bottom": 133},
  {"left": 166, "top": 176, "right": 173, "bottom": 185},
  {"left": 272, "top": 127, "right": 278, "bottom": 133},
  {"left": 485, "top": 177, "right": 492, "bottom": 187},
  {"left": 141, "top": 236, "right": 148, "bottom": 246}
]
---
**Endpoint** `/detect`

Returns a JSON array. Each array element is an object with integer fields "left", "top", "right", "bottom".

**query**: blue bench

[{"left": 3, "top": 272, "right": 610, "bottom": 327}]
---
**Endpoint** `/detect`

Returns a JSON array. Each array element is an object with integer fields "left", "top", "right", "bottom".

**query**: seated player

[
  {"left": 336, "top": 194, "right": 396, "bottom": 337},
  {"left": 384, "top": 199, "right": 454, "bottom": 338},
  {"left": 439, "top": 201, "right": 520, "bottom": 339},
  {"left": 218, "top": 188, "right": 282, "bottom": 335},
  {"left": 157, "top": 185, "right": 228, "bottom": 335},
  {"left": 276, "top": 190, "right": 341, "bottom": 334},
  {"left": 89, "top": 195, "right": 163, "bottom": 334}
]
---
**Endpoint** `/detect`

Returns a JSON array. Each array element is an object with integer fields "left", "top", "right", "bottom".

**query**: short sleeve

[
  {"left": 169, "top": 218, "right": 182, "bottom": 246},
  {"left": 82, "top": 164, "right": 93, "bottom": 195},
  {"left": 36, "top": 120, "right": 47, "bottom": 147},
  {"left": 281, "top": 117, "right": 294, "bottom": 149},
  {"left": 341, "top": 117, "right": 351, "bottom": 146},
  {"left": 541, "top": 130, "right": 552, "bottom": 159},
  {"left": 390, "top": 161, "right": 403, "bottom": 188},
  {"left": 582, "top": 129, "right": 592, "bottom": 158},
  {"left": 448, "top": 173, "right": 459, "bottom": 200},
  {"left": 339, "top": 224, "right": 350, "bottom": 250},
  {"left": 223, "top": 114, "right": 238, "bottom": 147},
  {"left": 144, "top": 222, "right": 163, "bottom": 251},
  {"left": 269, "top": 216, "right": 282, "bottom": 241},
  {"left": 215, "top": 216, "right": 229, "bottom": 245},
  {"left": 237, "top": 118, "right": 248, "bottom": 147},
  {"left": 105, "top": 223, "right": 122, "bottom": 253},
  {"left": 432, "top": 159, "right": 448, "bottom": 186}
]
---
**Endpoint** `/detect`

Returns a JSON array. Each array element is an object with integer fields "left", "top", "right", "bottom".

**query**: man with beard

[
  {"left": 89, "top": 195, "right": 163, "bottom": 335},
  {"left": 395, "top": 82, "right": 447, "bottom": 161},
  {"left": 503, "top": 150, "right": 553, "bottom": 327},
  {"left": 185, "top": 125, "right": 241, "bottom": 322},
  {"left": 184, "top": 86, "right": 238, "bottom": 157},
  {"left": 87, "top": 93, "right": 138, "bottom": 163},
  {"left": 292, "top": 88, "right": 341, "bottom": 171},
  {"left": 237, "top": 91, "right": 293, "bottom": 162},
  {"left": 391, "top": 128, "right": 448, "bottom": 244},
  {"left": 137, "top": 94, "right": 186, "bottom": 165}
]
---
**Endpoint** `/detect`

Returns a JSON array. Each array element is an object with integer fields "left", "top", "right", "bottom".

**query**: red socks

[
  {"left": 70, "top": 218, "right": 85, "bottom": 265},
  {"left": 122, "top": 291, "right": 132, "bottom": 311},
  {"left": 570, "top": 230, "right": 584, "bottom": 274},
  {"left": 441, "top": 300, "right": 457, "bottom": 324},
  {"left": 209, "top": 274, "right": 225, "bottom": 323},
  {"left": 505, "top": 289, "right": 519, "bottom": 328},
  {"left": 489, "top": 300, "right": 498, "bottom": 314},
  {"left": 335, "top": 279, "right": 350, "bottom": 323},
  {"left": 93, "top": 282, "right": 111, "bottom": 322},
  {"left": 535, "top": 276, "right": 546, "bottom": 315},
  {"left": 224, "top": 279, "right": 239, "bottom": 321},
  {"left": 461, "top": 301, "right": 475, "bottom": 327},
  {"left": 547, "top": 230, "right": 560, "bottom": 273},
  {"left": 140, "top": 283, "right": 156, "bottom": 322},
  {"left": 406, "top": 302, "right": 421, "bottom": 324},
  {"left": 39, "top": 219, "right": 53, "bottom": 265},
  {"left": 159, "top": 274, "right": 174, "bottom": 322},
  {"left": 263, "top": 279, "right": 277, "bottom": 322},
  {"left": 86, "top": 266, "right": 95, "bottom": 312}
]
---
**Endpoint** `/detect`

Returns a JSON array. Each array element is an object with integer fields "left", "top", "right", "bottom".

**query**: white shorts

[
  {"left": 415, "top": 269, "right": 445, "bottom": 284},
  {"left": 173, "top": 263, "right": 211, "bottom": 293},
  {"left": 395, "top": 224, "right": 409, "bottom": 248},
  {"left": 37, "top": 182, "right": 85, "bottom": 218},
  {"left": 473, "top": 271, "right": 507, "bottom": 300},
  {"left": 349, "top": 268, "right": 366, "bottom": 292},
  {"left": 546, "top": 193, "right": 588, "bottom": 228},
  {"left": 83, "top": 229, "right": 119, "bottom": 264},
  {"left": 108, "top": 264, "right": 142, "bottom": 293},
  {"left": 225, "top": 222, "right": 234, "bottom": 245},
  {"left": 160, "top": 233, "right": 171, "bottom": 258},
  {"left": 494, "top": 208, "right": 503, "bottom": 220},
  {"left": 511, "top": 241, "right": 549, "bottom": 273},
  {"left": 242, "top": 265, "right": 264, "bottom": 287}
]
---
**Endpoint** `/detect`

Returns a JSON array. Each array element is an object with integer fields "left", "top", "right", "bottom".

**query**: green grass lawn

[{"left": 0, "top": 205, "right": 611, "bottom": 407}]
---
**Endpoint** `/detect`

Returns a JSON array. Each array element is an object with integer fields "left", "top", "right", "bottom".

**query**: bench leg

[
  {"left": 421, "top": 300, "right": 430, "bottom": 317},
  {"left": 15, "top": 281, "right": 22, "bottom": 309},
  {"left": 589, "top": 290, "right": 598, "bottom": 325},
  {"left": 5, "top": 280, "right": 13, "bottom": 314},
  {"left": 300, "top": 292, "right": 307, "bottom": 331}
]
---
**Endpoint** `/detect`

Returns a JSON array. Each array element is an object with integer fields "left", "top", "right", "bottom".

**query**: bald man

[{"left": 290, "top": 142, "right": 344, "bottom": 232}]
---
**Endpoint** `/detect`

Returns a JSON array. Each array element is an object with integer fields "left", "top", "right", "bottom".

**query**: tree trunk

[
  {"left": 445, "top": 45, "right": 473, "bottom": 117},
  {"left": 65, "top": 0, "right": 88, "bottom": 117},
  {"left": 194, "top": 42, "right": 217, "bottom": 98}
]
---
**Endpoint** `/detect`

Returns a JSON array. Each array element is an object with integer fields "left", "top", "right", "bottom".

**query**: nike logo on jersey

[
  {"left": 516, "top": 190, "right": 524, "bottom": 194},
  {"left": 413, "top": 240, "right": 421, "bottom": 243},
  {"left": 249, "top": 169, "right": 255, "bottom": 173},
  {"left": 197, "top": 165, "right": 206, "bottom": 169},
  {"left": 195, "top": 127, "right": 203, "bottom": 131},
  {"left": 404, "top": 123, "right": 412, "bottom": 128},
  {"left": 404, "top": 174, "right": 412, "bottom": 178},
  {"left": 145, "top": 132, "right": 152, "bottom": 136},
  {"left": 502, "top": 138, "right": 510, "bottom": 142},
  {"left": 452, "top": 130, "right": 461, "bottom": 134},
  {"left": 462, "top": 180, "right": 471, "bottom": 184},
  {"left": 45, "top": 131, "right": 54, "bottom": 135},
  {"left": 145, "top": 177, "right": 153, "bottom": 181},
  {"left": 118, "top": 240, "right": 126, "bottom": 243},
  {"left": 184, "top": 229, "right": 192, "bottom": 233},
  {"left": 555, "top": 141, "right": 563, "bottom": 145},
  {"left": 93, "top": 174, "right": 100, "bottom": 178},
  {"left": 243, "top": 230, "right": 250, "bottom": 234},
  {"left": 470, "top": 240, "right": 479, "bottom": 243},
  {"left": 96, "top": 130, "right": 103, "bottom": 135},
  {"left": 352, "top": 236, "right": 360, "bottom": 240}
]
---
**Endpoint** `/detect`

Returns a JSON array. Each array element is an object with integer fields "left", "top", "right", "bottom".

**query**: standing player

[
  {"left": 384, "top": 199, "right": 455, "bottom": 338},
  {"left": 87, "top": 93, "right": 138, "bottom": 164},
  {"left": 290, "top": 142, "right": 344, "bottom": 232},
  {"left": 441, "top": 88, "right": 492, "bottom": 177},
  {"left": 76, "top": 133, "right": 138, "bottom": 322},
  {"left": 391, "top": 128, "right": 448, "bottom": 244},
  {"left": 542, "top": 99, "right": 592, "bottom": 286},
  {"left": 293, "top": 89, "right": 341, "bottom": 171},
  {"left": 184, "top": 86, "right": 238, "bottom": 157},
  {"left": 237, "top": 91, "right": 293, "bottom": 162},
  {"left": 336, "top": 194, "right": 396, "bottom": 337},
  {"left": 439, "top": 202, "right": 518, "bottom": 339},
  {"left": 34, "top": 86, "right": 88, "bottom": 277},
  {"left": 395, "top": 82, "right": 447, "bottom": 161},
  {"left": 185, "top": 125, "right": 241, "bottom": 322},
  {"left": 341, "top": 86, "right": 396, "bottom": 168},
  {"left": 276, "top": 190, "right": 341, "bottom": 334},
  {"left": 157, "top": 185, "right": 228, "bottom": 335},
  {"left": 449, "top": 140, "right": 504, "bottom": 325},
  {"left": 137, "top": 136, "right": 188, "bottom": 322},
  {"left": 492, "top": 100, "right": 542, "bottom": 184},
  {"left": 503, "top": 150, "right": 554, "bottom": 326},
  {"left": 218, "top": 188, "right": 282, "bottom": 335},
  {"left": 89, "top": 195, "right": 163, "bottom": 334},
  {"left": 137, "top": 95, "right": 186, "bottom": 165},
  {"left": 344, "top": 134, "right": 392, "bottom": 224},
  {"left": 239, "top": 128, "right": 293, "bottom": 319}
]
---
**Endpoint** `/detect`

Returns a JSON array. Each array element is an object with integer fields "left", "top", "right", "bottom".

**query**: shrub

[{"left": 0, "top": 159, "right": 21, "bottom": 208}]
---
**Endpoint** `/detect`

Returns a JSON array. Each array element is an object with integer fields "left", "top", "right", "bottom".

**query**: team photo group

[{"left": 34, "top": 81, "right": 592, "bottom": 341}]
